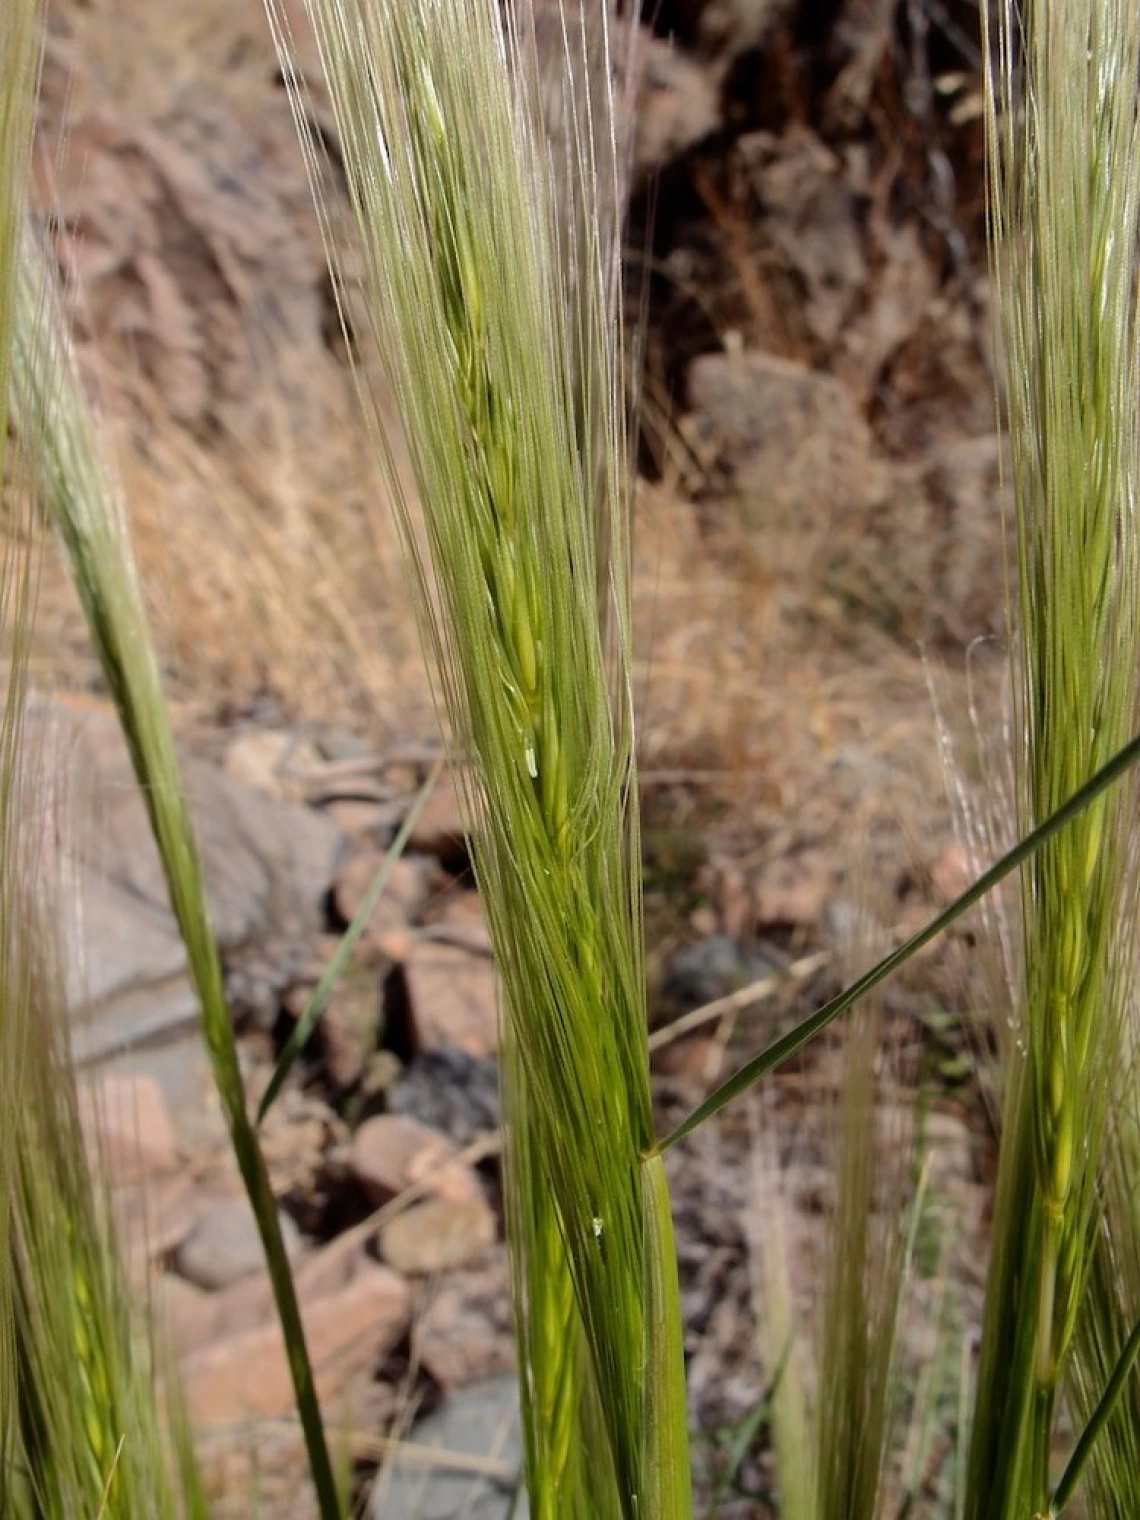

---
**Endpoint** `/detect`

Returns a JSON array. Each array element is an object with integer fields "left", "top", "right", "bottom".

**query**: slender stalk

[
  {"left": 1051, "top": 1316, "right": 1140, "bottom": 1515},
  {"left": 10, "top": 235, "right": 341, "bottom": 1519}
]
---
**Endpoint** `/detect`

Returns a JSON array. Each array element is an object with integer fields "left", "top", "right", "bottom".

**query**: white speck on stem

[{"left": 525, "top": 742, "right": 538, "bottom": 779}]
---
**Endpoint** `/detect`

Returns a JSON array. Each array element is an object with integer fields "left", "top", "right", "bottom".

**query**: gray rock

[
  {"left": 93, "top": 1033, "right": 225, "bottom": 1152},
  {"left": 26, "top": 696, "right": 344, "bottom": 1062},
  {"left": 174, "top": 1195, "right": 301, "bottom": 1292},
  {"left": 370, "top": 1375, "right": 527, "bottom": 1520},
  {"left": 686, "top": 349, "right": 887, "bottom": 527},
  {"left": 662, "top": 935, "right": 782, "bottom": 1011},
  {"left": 388, "top": 1048, "right": 501, "bottom": 1146}
]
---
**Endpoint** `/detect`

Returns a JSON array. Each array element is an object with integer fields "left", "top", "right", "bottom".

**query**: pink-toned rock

[
  {"left": 223, "top": 729, "right": 315, "bottom": 802},
  {"left": 323, "top": 797, "right": 397, "bottom": 835},
  {"left": 350, "top": 1114, "right": 481, "bottom": 1206},
  {"left": 153, "top": 1271, "right": 218, "bottom": 1352},
  {"left": 403, "top": 942, "right": 499, "bottom": 1059},
  {"left": 180, "top": 1252, "right": 411, "bottom": 1423},
  {"left": 406, "top": 771, "right": 468, "bottom": 863},
  {"left": 174, "top": 1194, "right": 302, "bottom": 1292},
  {"left": 379, "top": 1196, "right": 496, "bottom": 1275},
  {"left": 931, "top": 839, "right": 972, "bottom": 906},
  {"left": 421, "top": 891, "right": 493, "bottom": 956},
  {"left": 285, "top": 968, "right": 382, "bottom": 1091},
  {"left": 413, "top": 1250, "right": 516, "bottom": 1390},
  {"left": 114, "top": 1172, "right": 206, "bottom": 1272},
  {"left": 80, "top": 1072, "right": 179, "bottom": 1183},
  {"left": 652, "top": 1034, "right": 721, "bottom": 1082},
  {"left": 751, "top": 850, "right": 833, "bottom": 927},
  {"left": 333, "top": 851, "right": 434, "bottom": 933},
  {"left": 321, "top": 983, "right": 379, "bottom": 1090},
  {"left": 168, "top": 1228, "right": 395, "bottom": 1356}
]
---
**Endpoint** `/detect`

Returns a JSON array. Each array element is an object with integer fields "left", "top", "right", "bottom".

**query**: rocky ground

[{"left": 30, "top": 0, "right": 1004, "bottom": 1515}]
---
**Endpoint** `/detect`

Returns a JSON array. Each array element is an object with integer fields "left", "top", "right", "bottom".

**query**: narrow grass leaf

[
  {"left": 1051, "top": 1317, "right": 1140, "bottom": 1516},
  {"left": 658, "top": 727, "right": 1140, "bottom": 1152}
]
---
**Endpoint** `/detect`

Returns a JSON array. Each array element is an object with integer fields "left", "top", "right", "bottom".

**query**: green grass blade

[
  {"left": 657, "top": 728, "right": 1140, "bottom": 1152},
  {"left": 257, "top": 759, "right": 442, "bottom": 1125},
  {"left": 1051, "top": 1317, "right": 1140, "bottom": 1515},
  {"left": 10, "top": 232, "right": 341, "bottom": 1519},
  {"left": 747, "top": 1126, "right": 812, "bottom": 1520}
]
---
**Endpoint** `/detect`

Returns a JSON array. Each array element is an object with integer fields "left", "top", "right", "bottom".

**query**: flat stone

[
  {"left": 388, "top": 1048, "right": 501, "bottom": 1146},
  {"left": 750, "top": 850, "right": 833, "bottom": 927},
  {"left": 420, "top": 890, "right": 493, "bottom": 956},
  {"left": 403, "top": 942, "right": 499, "bottom": 1059},
  {"left": 379, "top": 1196, "right": 497, "bottom": 1275},
  {"left": 323, "top": 797, "right": 400, "bottom": 836},
  {"left": 687, "top": 349, "right": 887, "bottom": 525},
  {"left": 78, "top": 1071, "right": 179, "bottom": 1183},
  {"left": 333, "top": 851, "right": 434, "bottom": 954},
  {"left": 174, "top": 1194, "right": 302, "bottom": 1292},
  {"left": 25, "top": 695, "right": 344, "bottom": 1062},
  {"left": 223, "top": 728, "right": 317, "bottom": 801},
  {"left": 413, "top": 1250, "right": 516, "bottom": 1391},
  {"left": 113, "top": 1172, "right": 209, "bottom": 1273},
  {"left": 154, "top": 1271, "right": 217, "bottom": 1355},
  {"left": 350, "top": 1114, "right": 481, "bottom": 1206},
  {"left": 285, "top": 959, "right": 383, "bottom": 1091},
  {"left": 92, "top": 1031, "right": 224, "bottom": 1152},
  {"left": 181, "top": 1253, "right": 411, "bottom": 1424},
  {"left": 322, "top": 976, "right": 383, "bottom": 1091},
  {"left": 371, "top": 1374, "right": 526, "bottom": 1520},
  {"left": 406, "top": 770, "right": 469, "bottom": 864}
]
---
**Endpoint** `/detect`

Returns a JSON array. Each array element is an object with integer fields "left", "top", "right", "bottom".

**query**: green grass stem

[{"left": 10, "top": 232, "right": 341, "bottom": 1519}]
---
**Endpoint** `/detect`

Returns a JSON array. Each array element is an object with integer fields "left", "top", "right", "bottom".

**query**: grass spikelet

[
  {"left": 265, "top": 1, "right": 691, "bottom": 1513},
  {"left": 1066, "top": 1085, "right": 1140, "bottom": 1515},
  {"left": 7, "top": 911, "right": 184, "bottom": 1517},
  {"left": 0, "top": 0, "right": 47, "bottom": 1470},
  {"left": 968, "top": 2, "right": 1140, "bottom": 1512}
]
